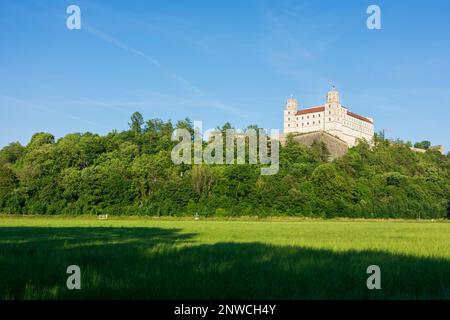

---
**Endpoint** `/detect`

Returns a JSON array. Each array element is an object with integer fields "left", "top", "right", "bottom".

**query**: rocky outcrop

[{"left": 280, "top": 131, "right": 349, "bottom": 160}]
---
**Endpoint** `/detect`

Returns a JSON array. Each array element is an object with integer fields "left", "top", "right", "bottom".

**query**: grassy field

[{"left": 0, "top": 216, "right": 449, "bottom": 299}]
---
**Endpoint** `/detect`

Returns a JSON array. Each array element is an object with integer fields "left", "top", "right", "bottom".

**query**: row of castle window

[
  {"left": 287, "top": 114, "right": 322, "bottom": 122},
  {"left": 302, "top": 120, "right": 321, "bottom": 126},
  {"left": 289, "top": 115, "right": 372, "bottom": 126},
  {"left": 287, "top": 120, "right": 372, "bottom": 131},
  {"left": 288, "top": 114, "right": 372, "bottom": 126},
  {"left": 287, "top": 120, "right": 322, "bottom": 127},
  {"left": 345, "top": 119, "right": 372, "bottom": 129},
  {"left": 287, "top": 117, "right": 335, "bottom": 126},
  {"left": 288, "top": 117, "right": 370, "bottom": 125}
]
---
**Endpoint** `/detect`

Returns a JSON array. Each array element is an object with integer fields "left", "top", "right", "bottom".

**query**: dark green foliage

[
  {"left": 0, "top": 166, "right": 17, "bottom": 202},
  {"left": 0, "top": 142, "right": 25, "bottom": 165},
  {"left": 310, "top": 140, "right": 330, "bottom": 162},
  {"left": 0, "top": 113, "right": 448, "bottom": 218},
  {"left": 414, "top": 140, "right": 431, "bottom": 150},
  {"left": 129, "top": 112, "right": 144, "bottom": 134},
  {"left": 447, "top": 200, "right": 450, "bottom": 219},
  {"left": 27, "top": 132, "right": 55, "bottom": 149}
]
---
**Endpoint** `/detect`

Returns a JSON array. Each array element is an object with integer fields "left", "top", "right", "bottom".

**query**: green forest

[{"left": 0, "top": 112, "right": 449, "bottom": 219}]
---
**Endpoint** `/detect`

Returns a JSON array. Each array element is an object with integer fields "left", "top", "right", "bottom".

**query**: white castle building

[{"left": 283, "top": 88, "right": 374, "bottom": 147}]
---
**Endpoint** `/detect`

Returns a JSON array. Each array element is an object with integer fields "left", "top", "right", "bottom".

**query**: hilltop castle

[{"left": 283, "top": 88, "right": 374, "bottom": 147}]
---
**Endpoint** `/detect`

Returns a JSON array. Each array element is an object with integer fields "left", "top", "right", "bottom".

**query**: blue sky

[{"left": 0, "top": 0, "right": 449, "bottom": 149}]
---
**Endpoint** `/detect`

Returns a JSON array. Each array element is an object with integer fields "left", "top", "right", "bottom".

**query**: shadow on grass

[{"left": 0, "top": 226, "right": 449, "bottom": 299}]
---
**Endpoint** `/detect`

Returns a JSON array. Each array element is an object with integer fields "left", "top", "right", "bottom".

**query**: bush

[{"left": 215, "top": 208, "right": 226, "bottom": 217}]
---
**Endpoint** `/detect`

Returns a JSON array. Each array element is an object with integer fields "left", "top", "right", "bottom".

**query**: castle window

[
  {"left": 307, "top": 122, "right": 309, "bottom": 125},
  {"left": 329, "top": 111, "right": 331, "bottom": 114},
  {"left": 329, "top": 118, "right": 331, "bottom": 121},
  {"left": 288, "top": 124, "right": 290, "bottom": 127},
  {"left": 302, "top": 116, "right": 304, "bottom": 120},
  {"left": 313, "top": 121, "right": 315, "bottom": 125},
  {"left": 318, "top": 120, "right": 320, "bottom": 124},
  {"left": 302, "top": 123, "right": 304, "bottom": 126},
  {"left": 318, "top": 114, "right": 320, "bottom": 117},
  {"left": 313, "top": 115, "right": 315, "bottom": 118},
  {"left": 307, "top": 116, "right": 309, "bottom": 119}
]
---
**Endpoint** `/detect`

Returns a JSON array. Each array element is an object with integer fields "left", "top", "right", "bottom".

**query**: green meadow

[{"left": 0, "top": 216, "right": 449, "bottom": 299}]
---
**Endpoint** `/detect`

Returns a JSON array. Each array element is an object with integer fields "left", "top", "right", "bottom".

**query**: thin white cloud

[
  {"left": 82, "top": 23, "right": 204, "bottom": 97},
  {"left": 83, "top": 24, "right": 162, "bottom": 67},
  {"left": 82, "top": 22, "right": 205, "bottom": 97}
]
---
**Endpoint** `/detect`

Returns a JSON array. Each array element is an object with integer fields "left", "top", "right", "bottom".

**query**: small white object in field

[
  {"left": 98, "top": 214, "right": 108, "bottom": 220},
  {"left": 194, "top": 213, "right": 199, "bottom": 221}
]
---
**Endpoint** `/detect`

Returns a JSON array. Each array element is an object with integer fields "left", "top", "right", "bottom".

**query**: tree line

[{"left": 0, "top": 112, "right": 449, "bottom": 219}]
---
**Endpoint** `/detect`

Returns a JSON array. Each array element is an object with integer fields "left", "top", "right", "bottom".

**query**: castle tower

[
  {"left": 326, "top": 86, "right": 340, "bottom": 104},
  {"left": 284, "top": 95, "right": 298, "bottom": 133},
  {"left": 286, "top": 95, "right": 298, "bottom": 111}
]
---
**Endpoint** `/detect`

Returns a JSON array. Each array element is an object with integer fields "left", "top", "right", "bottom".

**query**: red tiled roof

[
  {"left": 294, "top": 105, "right": 373, "bottom": 124},
  {"left": 295, "top": 106, "right": 324, "bottom": 116},
  {"left": 347, "top": 111, "right": 373, "bottom": 124}
]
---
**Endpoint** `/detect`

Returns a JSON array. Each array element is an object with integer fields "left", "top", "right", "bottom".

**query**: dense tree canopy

[
  {"left": 414, "top": 140, "right": 431, "bottom": 150},
  {"left": 0, "top": 113, "right": 448, "bottom": 218}
]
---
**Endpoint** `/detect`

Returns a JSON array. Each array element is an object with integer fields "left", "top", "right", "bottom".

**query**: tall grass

[{"left": 0, "top": 217, "right": 449, "bottom": 299}]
